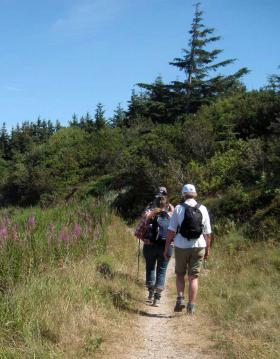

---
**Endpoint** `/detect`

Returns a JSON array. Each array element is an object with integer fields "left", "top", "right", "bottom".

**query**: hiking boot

[
  {"left": 146, "top": 289, "right": 154, "bottom": 303},
  {"left": 152, "top": 292, "right": 161, "bottom": 307},
  {"left": 152, "top": 298, "right": 160, "bottom": 307},
  {"left": 174, "top": 296, "right": 186, "bottom": 312},
  {"left": 186, "top": 303, "right": 195, "bottom": 315}
]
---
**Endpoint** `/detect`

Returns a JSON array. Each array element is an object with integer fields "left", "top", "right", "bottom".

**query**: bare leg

[
  {"left": 176, "top": 273, "right": 185, "bottom": 297},
  {"left": 188, "top": 275, "right": 198, "bottom": 304}
]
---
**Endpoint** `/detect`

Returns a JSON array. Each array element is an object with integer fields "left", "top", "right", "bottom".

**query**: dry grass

[
  {"left": 0, "top": 214, "right": 142, "bottom": 358},
  {"left": 199, "top": 230, "right": 280, "bottom": 359}
]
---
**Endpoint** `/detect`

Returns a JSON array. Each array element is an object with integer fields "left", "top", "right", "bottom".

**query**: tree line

[{"left": 0, "top": 3, "right": 279, "bottom": 240}]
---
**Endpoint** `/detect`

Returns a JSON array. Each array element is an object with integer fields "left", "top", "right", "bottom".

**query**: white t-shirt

[{"left": 168, "top": 198, "right": 211, "bottom": 248}]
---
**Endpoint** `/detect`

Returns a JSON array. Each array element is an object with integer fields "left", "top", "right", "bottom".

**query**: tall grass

[
  {"left": 0, "top": 199, "right": 141, "bottom": 357},
  {"left": 0, "top": 199, "right": 111, "bottom": 288},
  {"left": 200, "top": 230, "right": 280, "bottom": 358}
]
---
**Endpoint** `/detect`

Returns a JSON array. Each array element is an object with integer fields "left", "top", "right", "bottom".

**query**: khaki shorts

[{"left": 175, "top": 247, "right": 205, "bottom": 277}]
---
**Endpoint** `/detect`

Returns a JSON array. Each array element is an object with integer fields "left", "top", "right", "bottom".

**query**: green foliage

[
  {"left": 0, "top": 203, "right": 141, "bottom": 357},
  {"left": 169, "top": 3, "right": 248, "bottom": 113},
  {"left": 0, "top": 199, "right": 110, "bottom": 287}
]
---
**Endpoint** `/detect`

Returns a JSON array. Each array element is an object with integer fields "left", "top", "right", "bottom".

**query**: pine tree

[
  {"left": 125, "top": 90, "right": 150, "bottom": 126},
  {"left": 170, "top": 2, "right": 249, "bottom": 113},
  {"left": 0, "top": 123, "right": 10, "bottom": 159},
  {"left": 84, "top": 112, "right": 95, "bottom": 132},
  {"left": 111, "top": 103, "right": 127, "bottom": 128},
  {"left": 137, "top": 75, "right": 172, "bottom": 123},
  {"left": 70, "top": 113, "right": 79, "bottom": 127},
  {"left": 94, "top": 103, "right": 106, "bottom": 130}
]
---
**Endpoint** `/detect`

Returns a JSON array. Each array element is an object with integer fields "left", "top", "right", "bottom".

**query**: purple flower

[
  {"left": 0, "top": 226, "right": 8, "bottom": 240},
  {"left": 28, "top": 215, "right": 36, "bottom": 227},
  {"left": 73, "top": 223, "right": 82, "bottom": 238}
]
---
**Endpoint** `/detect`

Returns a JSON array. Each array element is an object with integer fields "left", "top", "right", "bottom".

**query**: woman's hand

[{"left": 163, "top": 247, "right": 170, "bottom": 260}]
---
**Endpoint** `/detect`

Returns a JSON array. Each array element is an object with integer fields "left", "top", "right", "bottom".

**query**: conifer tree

[
  {"left": 266, "top": 66, "right": 280, "bottom": 92},
  {"left": 170, "top": 2, "right": 249, "bottom": 112},
  {"left": 0, "top": 123, "right": 10, "bottom": 159},
  {"left": 94, "top": 103, "right": 106, "bottom": 130},
  {"left": 125, "top": 90, "right": 150, "bottom": 126},
  {"left": 84, "top": 112, "right": 95, "bottom": 132},
  {"left": 137, "top": 75, "right": 172, "bottom": 123},
  {"left": 112, "top": 103, "right": 127, "bottom": 128}
]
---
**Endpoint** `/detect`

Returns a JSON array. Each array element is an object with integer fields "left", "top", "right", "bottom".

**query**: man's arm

[
  {"left": 203, "top": 234, "right": 211, "bottom": 260},
  {"left": 164, "top": 229, "right": 176, "bottom": 259}
]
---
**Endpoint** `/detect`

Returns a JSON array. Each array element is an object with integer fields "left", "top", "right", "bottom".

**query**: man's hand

[{"left": 204, "top": 246, "right": 210, "bottom": 260}]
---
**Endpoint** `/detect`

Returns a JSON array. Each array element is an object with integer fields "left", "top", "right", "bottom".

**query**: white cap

[{"left": 182, "top": 184, "right": 197, "bottom": 195}]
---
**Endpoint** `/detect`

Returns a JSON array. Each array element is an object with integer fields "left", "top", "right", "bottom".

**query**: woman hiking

[{"left": 135, "top": 192, "right": 174, "bottom": 307}]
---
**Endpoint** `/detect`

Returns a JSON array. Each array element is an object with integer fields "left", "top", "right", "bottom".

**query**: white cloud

[{"left": 52, "top": 0, "right": 127, "bottom": 36}]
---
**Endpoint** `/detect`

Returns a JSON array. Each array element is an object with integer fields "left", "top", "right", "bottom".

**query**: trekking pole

[{"left": 137, "top": 238, "right": 141, "bottom": 280}]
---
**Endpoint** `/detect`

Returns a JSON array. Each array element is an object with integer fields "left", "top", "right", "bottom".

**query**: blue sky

[{"left": 0, "top": 0, "right": 279, "bottom": 129}]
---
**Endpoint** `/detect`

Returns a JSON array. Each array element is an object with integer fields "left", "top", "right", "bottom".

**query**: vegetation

[
  {"left": 0, "top": 199, "right": 140, "bottom": 357},
  {"left": 0, "top": 5, "right": 279, "bottom": 240},
  {"left": 0, "top": 3, "right": 279, "bottom": 357},
  {"left": 200, "top": 232, "right": 280, "bottom": 358}
]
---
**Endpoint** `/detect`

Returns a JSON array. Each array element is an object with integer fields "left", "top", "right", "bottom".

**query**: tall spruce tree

[
  {"left": 0, "top": 123, "right": 10, "bottom": 160},
  {"left": 170, "top": 2, "right": 249, "bottom": 113},
  {"left": 111, "top": 103, "right": 127, "bottom": 128},
  {"left": 94, "top": 103, "right": 106, "bottom": 130}
]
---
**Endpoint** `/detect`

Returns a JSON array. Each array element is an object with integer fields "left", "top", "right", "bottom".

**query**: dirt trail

[{"left": 101, "top": 257, "right": 219, "bottom": 359}]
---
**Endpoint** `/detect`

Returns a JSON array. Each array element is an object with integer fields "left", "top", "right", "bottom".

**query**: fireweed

[{"left": 0, "top": 200, "right": 110, "bottom": 284}]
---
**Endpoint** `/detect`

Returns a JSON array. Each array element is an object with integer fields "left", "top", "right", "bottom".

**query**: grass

[
  {"left": 0, "top": 200, "right": 142, "bottom": 358},
  {"left": 199, "top": 230, "right": 280, "bottom": 358}
]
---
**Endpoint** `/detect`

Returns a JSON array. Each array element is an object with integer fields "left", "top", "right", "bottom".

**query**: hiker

[
  {"left": 145, "top": 186, "right": 174, "bottom": 212},
  {"left": 164, "top": 184, "right": 211, "bottom": 314},
  {"left": 135, "top": 192, "right": 174, "bottom": 307}
]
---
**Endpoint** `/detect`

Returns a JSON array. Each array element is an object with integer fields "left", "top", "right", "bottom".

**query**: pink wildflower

[
  {"left": 73, "top": 223, "right": 82, "bottom": 238},
  {"left": 0, "top": 226, "right": 8, "bottom": 240},
  {"left": 28, "top": 215, "right": 36, "bottom": 227}
]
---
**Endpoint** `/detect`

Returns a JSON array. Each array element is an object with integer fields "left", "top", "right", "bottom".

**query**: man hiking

[
  {"left": 164, "top": 184, "right": 211, "bottom": 314},
  {"left": 135, "top": 190, "right": 174, "bottom": 307}
]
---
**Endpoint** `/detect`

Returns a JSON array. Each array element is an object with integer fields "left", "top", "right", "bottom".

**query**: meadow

[
  {"left": 0, "top": 199, "right": 140, "bottom": 358},
  {"left": 200, "top": 230, "right": 280, "bottom": 358}
]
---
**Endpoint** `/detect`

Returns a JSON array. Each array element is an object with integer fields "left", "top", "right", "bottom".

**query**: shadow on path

[{"left": 138, "top": 310, "right": 174, "bottom": 319}]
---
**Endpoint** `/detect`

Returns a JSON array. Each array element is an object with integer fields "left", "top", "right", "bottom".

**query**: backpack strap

[
  {"left": 194, "top": 203, "right": 201, "bottom": 210},
  {"left": 177, "top": 203, "right": 188, "bottom": 232}
]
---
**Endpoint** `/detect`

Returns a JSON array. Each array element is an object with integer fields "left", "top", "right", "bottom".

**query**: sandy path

[{"left": 101, "top": 257, "right": 219, "bottom": 359}]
